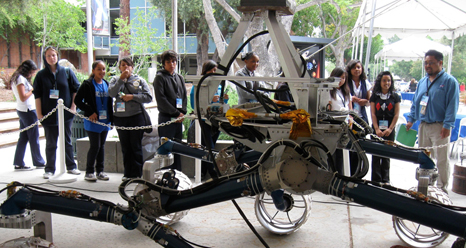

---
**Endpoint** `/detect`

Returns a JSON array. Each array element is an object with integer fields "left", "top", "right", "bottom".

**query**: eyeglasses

[{"left": 424, "top": 61, "right": 438, "bottom": 66}]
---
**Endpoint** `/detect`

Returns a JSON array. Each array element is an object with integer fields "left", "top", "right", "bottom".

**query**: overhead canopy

[
  {"left": 374, "top": 36, "right": 452, "bottom": 61},
  {"left": 356, "top": 0, "right": 466, "bottom": 39},
  {"left": 353, "top": 0, "right": 466, "bottom": 74}
]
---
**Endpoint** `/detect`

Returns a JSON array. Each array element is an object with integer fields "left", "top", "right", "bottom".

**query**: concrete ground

[{"left": 1, "top": 103, "right": 466, "bottom": 248}]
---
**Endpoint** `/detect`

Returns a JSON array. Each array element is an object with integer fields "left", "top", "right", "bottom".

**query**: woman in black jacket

[
  {"left": 33, "top": 46, "right": 81, "bottom": 179},
  {"left": 74, "top": 60, "right": 113, "bottom": 181}
]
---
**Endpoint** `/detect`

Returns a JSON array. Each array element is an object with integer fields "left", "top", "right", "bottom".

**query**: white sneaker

[
  {"left": 96, "top": 172, "right": 109, "bottom": 181},
  {"left": 84, "top": 173, "right": 97, "bottom": 182},
  {"left": 67, "top": 169, "right": 81, "bottom": 175},
  {"left": 43, "top": 172, "right": 54, "bottom": 179}
]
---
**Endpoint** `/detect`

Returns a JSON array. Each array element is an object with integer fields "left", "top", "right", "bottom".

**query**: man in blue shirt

[{"left": 406, "top": 50, "right": 459, "bottom": 193}]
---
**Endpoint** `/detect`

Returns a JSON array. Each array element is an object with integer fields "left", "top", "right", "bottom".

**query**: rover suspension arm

[
  {"left": 357, "top": 139, "right": 435, "bottom": 169},
  {"left": 0, "top": 187, "right": 195, "bottom": 248}
]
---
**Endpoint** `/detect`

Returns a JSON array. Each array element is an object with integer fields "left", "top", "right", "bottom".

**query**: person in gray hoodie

[
  {"left": 108, "top": 57, "right": 152, "bottom": 180},
  {"left": 154, "top": 50, "right": 187, "bottom": 171}
]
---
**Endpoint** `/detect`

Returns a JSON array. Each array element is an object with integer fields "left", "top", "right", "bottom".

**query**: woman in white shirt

[
  {"left": 328, "top": 67, "right": 352, "bottom": 174},
  {"left": 346, "top": 59, "right": 372, "bottom": 123},
  {"left": 11, "top": 60, "right": 46, "bottom": 170},
  {"left": 346, "top": 59, "right": 372, "bottom": 177}
]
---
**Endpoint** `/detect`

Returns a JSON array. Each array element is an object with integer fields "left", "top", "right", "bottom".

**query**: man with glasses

[{"left": 406, "top": 49, "right": 459, "bottom": 193}]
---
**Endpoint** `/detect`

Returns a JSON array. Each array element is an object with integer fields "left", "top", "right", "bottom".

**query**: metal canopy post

[{"left": 264, "top": 11, "right": 303, "bottom": 79}]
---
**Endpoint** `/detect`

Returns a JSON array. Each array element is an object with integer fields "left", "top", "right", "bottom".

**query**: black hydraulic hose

[
  {"left": 231, "top": 199, "right": 270, "bottom": 248},
  {"left": 194, "top": 72, "right": 225, "bottom": 179}
]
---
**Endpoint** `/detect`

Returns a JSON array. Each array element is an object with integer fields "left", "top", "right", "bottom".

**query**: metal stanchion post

[
  {"left": 194, "top": 119, "right": 202, "bottom": 184},
  {"left": 343, "top": 150, "right": 351, "bottom": 177},
  {"left": 49, "top": 99, "right": 77, "bottom": 183}
]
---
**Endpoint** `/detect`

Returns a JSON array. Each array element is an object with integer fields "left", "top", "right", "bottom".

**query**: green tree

[
  {"left": 150, "top": 0, "right": 239, "bottom": 75},
  {"left": 0, "top": 0, "right": 86, "bottom": 68},
  {"left": 31, "top": 0, "right": 87, "bottom": 50},
  {"left": 387, "top": 34, "right": 401, "bottom": 44},
  {"left": 29, "top": 0, "right": 87, "bottom": 67},
  {"left": 409, "top": 60, "right": 423, "bottom": 80},
  {"left": 292, "top": 0, "right": 361, "bottom": 67},
  {"left": 389, "top": 60, "right": 414, "bottom": 81},
  {"left": 0, "top": 0, "right": 41, "bottom": 66},
  {"left": 441, "top": 35, "right": 466, "bottom": 84},
  {"left": 113, "top": 7, "right": 169, "bottom": 76}
]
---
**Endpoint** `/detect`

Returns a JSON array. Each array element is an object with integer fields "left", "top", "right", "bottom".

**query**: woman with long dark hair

[
  {"left": 346, "top": 59, "right": 371, "bottom": 123},
  {"left": 74, "top": 60, "right": 113, "bottom": 181},
  {"left": 11, "top": 60, "right": 46, "bottom": 170},
  {"left": 370, "top": 71, "right": 400, "bottom": 184},
  {"left": 328, "top": 67, "right": 352, "bottom": 174},
  {"left": 329, "top": 67, "right": 352, "bottom": 112},
  {"left": 345, "top": 59, "right": 372, "bottom": 176}
]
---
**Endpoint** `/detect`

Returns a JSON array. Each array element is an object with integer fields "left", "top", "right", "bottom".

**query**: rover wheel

[
  {"left": 254, "top": 191, "right": 312, "bottom": 235},
  {"left": 392, "top": 186, "right": 452, "bottom": 248}
]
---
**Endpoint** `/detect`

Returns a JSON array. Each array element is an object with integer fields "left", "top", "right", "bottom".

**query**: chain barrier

[
  {"left": 350, "top": 120, "right": 455, "bottom": 151},
  {"left": 0, "top": 106, "right": 59, "bottom": 137},
  {"left": 3, "top": 102, "right": 464, "bottom": 152},
  {"left": 63, "top": 105, "right": 183, "bottom": 131},
  {"left": 1, "top": 104, "right": 181, "bottom": 137}
]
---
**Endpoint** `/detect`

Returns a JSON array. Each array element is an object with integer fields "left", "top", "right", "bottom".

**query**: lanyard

[
  {"left": 425, "top": 75, "right": 441, "bottom": 96},
  {"left": 94, "top": 79, "right": 106, "bottom": 108},
  {"left": 337, "top": 91, "right": 346, "bottom": 107}
]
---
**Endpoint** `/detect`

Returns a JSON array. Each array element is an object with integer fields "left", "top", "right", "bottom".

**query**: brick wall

[{"left": 0, "top": 28, "right": 93, "bottom": 75}]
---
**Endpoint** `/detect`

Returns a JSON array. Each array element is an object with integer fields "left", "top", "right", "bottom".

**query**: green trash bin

[{"left": 71, "top": 115, "right": 87, "bottom": 157}]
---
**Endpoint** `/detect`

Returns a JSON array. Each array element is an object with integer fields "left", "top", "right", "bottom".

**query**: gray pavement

[{"left": 0, "top": 103, "right": 466, "bottom": 247}]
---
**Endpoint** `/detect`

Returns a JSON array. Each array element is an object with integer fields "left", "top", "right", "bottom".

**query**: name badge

[
  {"left": 379, "top": 120, "right": 389, "bottom": 130},
  {"left": 176, "top": 98, "right": 182, "bottom": 108},
  {"left": 99, "top": 110, "right": 107, "bottom": 120},
  {"left": 50, "top": 89, "right": 59, "bottom": 99},
  {"left": 420, "top": 95, "right": 429, "bottom": 115},
  {"left": 116, "top": 102, "right": 125, "bottom": 112},
  {"left": 420, "top": 95, "right": 429, "bottom": 106},
  {"left": 345, "top": 115, "right": 353, "bottom": 129},
  {"left": 353, "top": 103, "right": 360, "bottom": 114}
]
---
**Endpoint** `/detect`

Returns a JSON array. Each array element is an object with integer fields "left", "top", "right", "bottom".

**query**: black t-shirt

[{"left": 369, "top": 92, "right": 401, "bottom": 127}]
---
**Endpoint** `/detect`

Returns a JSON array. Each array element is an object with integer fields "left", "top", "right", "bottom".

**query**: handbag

[{"left": 140, "top": 104, "right": 153, "bottom": 133}]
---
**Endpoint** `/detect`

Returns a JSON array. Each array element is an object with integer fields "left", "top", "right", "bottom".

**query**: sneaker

[
  {"left": 43, "top": 172, "right": 54, "bottom": 179},
  {"left": 14, "top": 165, "right": 34, "bottom": 171},
  {"left": 84, "top": 173, "right": 97, "bottom": 182},
  {"left": 35, "top": 164, "right": 46, "bottom": 169},
  {"left": 96, "top": 172, "right": 109, "bottom": 181},
  {"left": 441, "top": 187, "right": 449, "bottom": 194},
  {"left": 67, "top": 169, "right": 81, "bottom": 175},
  {"left": 122, "top": 176, "right": 128, "bottom": 181}
]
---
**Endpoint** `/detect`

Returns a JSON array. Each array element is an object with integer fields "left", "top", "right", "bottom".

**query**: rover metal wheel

[
  {"left": 254, "top": 191, "right": 312, "bottom": 235},
  {"left": 134, "top": 169, "right": 192, "bottom": 225},
  {"left": 392, "top": 186, "right": 452, "bottom": 248}
]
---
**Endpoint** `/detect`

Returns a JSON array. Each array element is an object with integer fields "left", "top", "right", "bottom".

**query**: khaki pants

[{"left": 418, "top": 122, "right": 451, "bottom": 190}]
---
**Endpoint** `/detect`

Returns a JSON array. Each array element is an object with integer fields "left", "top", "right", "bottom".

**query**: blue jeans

[
  {"left": 43, "top": 120, "right": 77, "bottom": 173},
  {"left": 86, "top": 130, "right": 108, "bottom": 174},
  {"left": 14, "top": 109, "right": 45, "bottom": 167}
]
